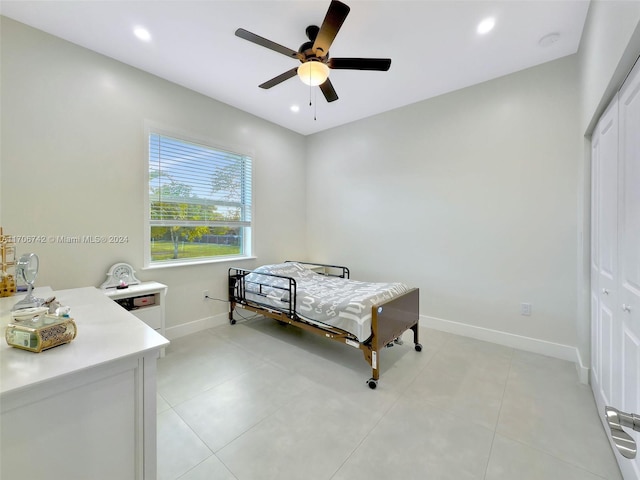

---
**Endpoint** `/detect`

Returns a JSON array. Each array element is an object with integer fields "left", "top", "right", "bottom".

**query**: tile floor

[{"left": 156, "top": 316, "right": 622, "bottom": 480}]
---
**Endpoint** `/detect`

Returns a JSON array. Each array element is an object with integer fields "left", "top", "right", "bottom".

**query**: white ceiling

[{"left": 0, "top": 0, "right": 590, "bottom": 136}]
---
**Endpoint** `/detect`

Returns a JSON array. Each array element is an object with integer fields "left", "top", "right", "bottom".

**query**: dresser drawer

[{"left": 131, "top": 305, "right": 162, "bottom": 330}]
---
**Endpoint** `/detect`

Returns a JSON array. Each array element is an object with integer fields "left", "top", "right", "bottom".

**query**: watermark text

[{"left": 14, "top": 235, "right": 129, "bottom": 244}]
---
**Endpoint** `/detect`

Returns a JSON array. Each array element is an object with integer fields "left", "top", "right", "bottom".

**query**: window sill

[{"left": 142, "top": 256, "right": 256, "bottom": 270}]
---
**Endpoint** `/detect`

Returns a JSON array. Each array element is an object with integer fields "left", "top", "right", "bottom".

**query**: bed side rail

[
  {"left": 228, "top": 267, "right": 297, "bottom": 318},
  {"left": 285, "top": 260, "right": 350, "bottom": 279}
]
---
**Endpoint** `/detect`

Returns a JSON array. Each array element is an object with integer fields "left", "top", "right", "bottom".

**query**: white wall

[
  {"left": 0, "top": 17, "right": 308, "bottom": 332},
  {"left": 579, "top": 1, "right": 640, "bottom": 134},
  {"left": 306, "top": 55, "right": 581, "bottom": 351}
]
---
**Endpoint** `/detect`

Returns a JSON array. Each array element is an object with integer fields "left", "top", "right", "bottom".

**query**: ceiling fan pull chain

[{"left": 314, "top": 87, "right": 318, "bottom": 121}]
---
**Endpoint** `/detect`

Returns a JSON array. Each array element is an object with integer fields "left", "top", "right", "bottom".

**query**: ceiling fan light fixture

[{"left": 298, "top": 61, "right": 329, "bottom": 86}]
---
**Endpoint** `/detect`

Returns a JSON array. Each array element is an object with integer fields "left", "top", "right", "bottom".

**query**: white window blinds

[{"left": 149, "top": 133, "right": 252, "bottom": 229}]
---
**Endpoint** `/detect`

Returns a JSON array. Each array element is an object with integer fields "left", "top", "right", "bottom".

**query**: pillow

[
  {"left": 252, "top": 262, "right": 307, "bottom": 277},
  {"left": 244, "top": 263, "right": 306, "bottom": 301}
]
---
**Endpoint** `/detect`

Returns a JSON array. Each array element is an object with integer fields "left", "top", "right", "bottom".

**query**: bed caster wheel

[
  {"left": 367, "top": 378, "right": 378, "bottom": 389},
  {"left": 414, "top": 343, "right": 422, "bottom": 352}
]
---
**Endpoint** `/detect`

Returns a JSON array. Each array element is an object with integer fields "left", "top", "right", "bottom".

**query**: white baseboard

[
  {"left": 164, "top": 312, "right": 229, "bottom": 340},
  {"left": 575, "top": 352, "right": 590, "bottom": 384},
  {"left": 421, "top": 314, "right": 590, "bottom": 384}
]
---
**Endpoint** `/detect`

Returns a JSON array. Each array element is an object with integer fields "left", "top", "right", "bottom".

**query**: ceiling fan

[{"left": 235, "top": 0, "right": 391, "bottom": 103}]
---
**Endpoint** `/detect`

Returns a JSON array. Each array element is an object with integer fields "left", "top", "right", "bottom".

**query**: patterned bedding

[{"left": 244, "top": 262, "right": 410, "bottom": 342}]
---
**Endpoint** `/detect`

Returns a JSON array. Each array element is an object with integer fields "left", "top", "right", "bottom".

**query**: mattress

[{"left": 244, "top": 262, "right": 410, "bottom": 342}]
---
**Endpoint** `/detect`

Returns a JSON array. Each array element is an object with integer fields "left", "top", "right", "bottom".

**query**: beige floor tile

[
  {"left": 216, "top": 383, "right": 383, "bottom": 480},
  {"left": 485, "top": 434, "right": 615, "bottom": 480},
  {"left": 177, "top": 455, "right": 237, "bottom": 480},
  {"left": 158, "top": 336, "right": 263, "bottom": 406},
  {"left": 175, "top": 362, "right": 314, "bottom": 452},
  {"left": 157, "top": 409, "right": 213, "bottom": 480},
  {"left": 405, "top": 360, "right": 506, "bottom": 430},
  {"left": 497, "top": 353, "right": 621, "bottom": 479},
  {"left": 332, "top": 397, "right": 494, "bottom": 480}
]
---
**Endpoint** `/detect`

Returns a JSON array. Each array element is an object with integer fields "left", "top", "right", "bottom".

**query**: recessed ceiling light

[
  {"left": 477, "top": 17, "right": 495, "bottom": 35},
  {"left": 290, "top": 105, "right": 300, "bottom": 113},
  {"left": 133, "top": 26, "right": 151, "bottom": 42}
]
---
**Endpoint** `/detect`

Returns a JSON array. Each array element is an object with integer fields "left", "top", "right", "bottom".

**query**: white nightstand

[{"left": 103, "top": 281, "right": 167, "bottom": 354}]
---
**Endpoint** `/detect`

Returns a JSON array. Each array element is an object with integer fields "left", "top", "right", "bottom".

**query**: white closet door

[
  {"left": 591, "top": 96, "right": 620, "bottom": 409},
  {"left": 618, "top": 58, "right": 640, "bottom": 479}
]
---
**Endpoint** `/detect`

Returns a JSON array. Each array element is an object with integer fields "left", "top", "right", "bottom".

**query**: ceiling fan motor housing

[
  {"left": 299, "top": 26, "right": 326, "bottom": 62},
  {"left": 298, "top": 40, "right": 317, "bottom": 57}
]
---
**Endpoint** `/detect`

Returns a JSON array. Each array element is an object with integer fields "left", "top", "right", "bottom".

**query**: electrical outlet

[
  {"left": 521, "top": 303, "right": 532, "bottom": 316},
  {"left": 203, "top": 290, "right": 209, "bottom": 301}
]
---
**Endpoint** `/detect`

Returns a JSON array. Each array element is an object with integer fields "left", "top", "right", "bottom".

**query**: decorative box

[
  {"left": 5, "top": 315, "right": 77, "bottom": 353},
  {"left": 133, "top": 294, "right": 155, "bottom": 307}
]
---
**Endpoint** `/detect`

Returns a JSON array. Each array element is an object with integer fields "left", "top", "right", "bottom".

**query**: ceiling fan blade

[
  {"left": 329, "top": 58, "right": 392, "bottom": 71},
  {"left": 259, "top": 67, "right": 299, "bottom": 89},
  {"left": 235, "top": 28, "right": 300, "bottom": 59},
  {"left": 313, "top": 0, "right": 350, "bottom": 56},
  {"left": 319, "top": 78, "right": 339, "bottom": 103}
]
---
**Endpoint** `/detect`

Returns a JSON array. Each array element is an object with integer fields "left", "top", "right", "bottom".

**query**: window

[{"left": 146, "top": 129, "right": 252, "bottom": 265}]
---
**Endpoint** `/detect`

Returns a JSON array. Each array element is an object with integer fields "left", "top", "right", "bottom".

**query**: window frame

[{"left": 143, "top": 122, "right": 255, "bottom": 269}]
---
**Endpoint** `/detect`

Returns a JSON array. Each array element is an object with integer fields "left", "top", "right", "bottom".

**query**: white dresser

[{"left": 0, "top": 287, "right": 169, "bottom": 480}]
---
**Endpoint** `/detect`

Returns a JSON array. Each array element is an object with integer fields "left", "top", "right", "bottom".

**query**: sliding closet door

[
  {"left": 591, "top": 96, "right": 620, "bottom": 410},
  {"left": 617, "top": 58, "right": 640, "bottom": 479}
]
